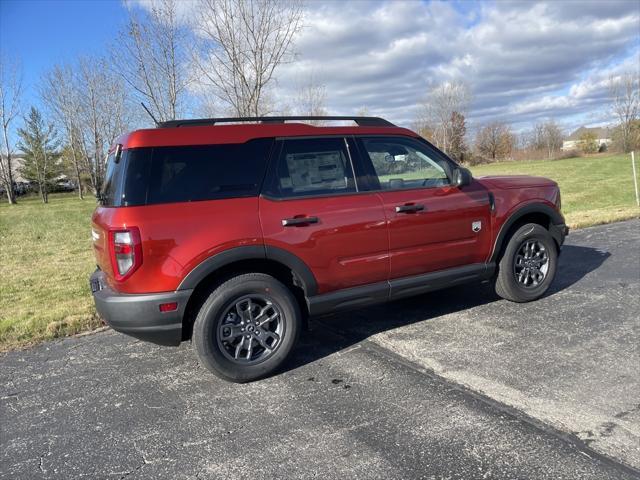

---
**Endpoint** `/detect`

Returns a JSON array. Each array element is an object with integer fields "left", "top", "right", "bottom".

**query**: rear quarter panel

[{"left": 92, "top": 197, "right": 263, "bottom": 294}]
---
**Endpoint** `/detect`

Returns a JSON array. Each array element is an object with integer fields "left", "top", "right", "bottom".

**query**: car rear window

[{"left": 102, "top": 138, "right": 273, "bottom": 206}]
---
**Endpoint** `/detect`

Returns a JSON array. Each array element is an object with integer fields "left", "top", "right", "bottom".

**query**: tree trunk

[
  {"left": 1, "top": 131, "right": 17, "bottom": 204},
  {"left": 71, "top": 143, "right": 84, "bottom": 200},
  {"left": 4, "top": 184, "right": 15, "bottom": 204}
]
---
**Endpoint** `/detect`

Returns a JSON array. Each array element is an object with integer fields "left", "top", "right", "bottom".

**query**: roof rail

[{"left": 157, "top": 116, "right": 395, "bottom": 128}]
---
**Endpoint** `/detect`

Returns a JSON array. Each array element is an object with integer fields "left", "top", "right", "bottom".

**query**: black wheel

[
  {"left": 192, "top": 273, "right": 301, "bottom": 382},
  {"left": 495, "top": 223, "right": 558, "bottom": 303}
]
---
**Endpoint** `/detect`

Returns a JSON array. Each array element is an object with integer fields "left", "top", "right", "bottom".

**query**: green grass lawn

[
  {"left": 470, "top": 153, "right": 640, "bottom": 229},
  {"left": 0, "top": 193, "right": 101, "bottom": 350},
  {"left": 0, "top": 153, "right": 638, "bottom": 351}
]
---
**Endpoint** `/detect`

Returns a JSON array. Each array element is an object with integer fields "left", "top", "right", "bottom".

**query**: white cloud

[{"left": 135, "top": 0, "right": 640, "bottom": 132}]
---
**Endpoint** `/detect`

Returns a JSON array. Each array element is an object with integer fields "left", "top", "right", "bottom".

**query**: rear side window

[
  {"left": 117, "top": 138, "right": 272, "bottom": 206},
  {"left": 101, "top": 151, "right": 125, "bottom": 206},
  {"left": 266, "top": 138, "right": 356, "bottom": 198}
]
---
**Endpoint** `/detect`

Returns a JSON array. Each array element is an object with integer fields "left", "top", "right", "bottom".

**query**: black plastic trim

[
  {"left": 91, "top": 270, "right": 191, "bottom": 346},
  {"left": 264, "top": 246, "right": 318, "bottom": 296},
  {"left": 177, "top": 245, "right": 318, "bottom": 297},
  {"left": 490, "top": 203, "right": 566, "bottom": 263},
  {"left": 307, "top": 263, "right": 494, "bottom": 316},
  {"left": 549, "top": 223, "right": 569, "bottom": 248},
  {"left": 158, "top": 116, "right": 395, "bottom": 128},
  {"left": 307, "top": 281, "right": 389, "bottom": 316},
  {"left": 389, "top": 263, "right": 495, "bottom": 301},
  {"left": 177, "top": 246, "right": 265, "bottom": 290}
]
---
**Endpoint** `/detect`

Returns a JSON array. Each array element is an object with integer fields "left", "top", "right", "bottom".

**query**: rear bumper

[{"left": 90, "top": 270, "right": 192, "bottom": 346}]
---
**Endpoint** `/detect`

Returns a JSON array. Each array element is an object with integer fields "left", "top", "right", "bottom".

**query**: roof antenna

[{"left": 141, "top": 102, "right": 159, "bottom": 126}]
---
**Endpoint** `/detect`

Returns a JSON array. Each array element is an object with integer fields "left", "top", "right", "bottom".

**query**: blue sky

[
  {"left": 1, "top": 0, "right": 639, "bottom": 136},
  {"left": 1, "top": 0, "right": 127, "bottom": 108}
]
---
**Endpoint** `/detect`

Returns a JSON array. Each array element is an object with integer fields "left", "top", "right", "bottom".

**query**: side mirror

[
  {"left": 384, "top": 153, "right": 395, "bottom": 163},
  {"left": 453, "top": 167, "right": 472, "bottom": 187}
]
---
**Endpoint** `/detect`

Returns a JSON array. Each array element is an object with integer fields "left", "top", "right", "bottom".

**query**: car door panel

[
  {"left": 355, "top": 135, "right": 493, "bottom": 279},
  {"left": 260, "top": 137, "right": 389, "bottom": 295},
  {"left": 260, "top": 194, "right": 389, "bottom": 293},
  {"left": 380, "top": 184, "right": 492, "bottom": 278}
]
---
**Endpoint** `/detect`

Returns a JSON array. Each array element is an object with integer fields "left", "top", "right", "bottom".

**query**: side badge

[{"left": 472, "top": 221, "right": 482, "bottom": 233}]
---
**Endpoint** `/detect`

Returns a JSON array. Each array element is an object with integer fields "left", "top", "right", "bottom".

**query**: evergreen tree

[
  {"left": 448, "top": 111, "right": 468, "bottom": 163},
  {"left": 17, "top": 106, "right": 61, "bottom": 203}
]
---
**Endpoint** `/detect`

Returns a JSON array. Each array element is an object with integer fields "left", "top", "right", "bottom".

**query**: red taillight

[{"left": 108, "top": 227, "right": 142, "bottom": 281}]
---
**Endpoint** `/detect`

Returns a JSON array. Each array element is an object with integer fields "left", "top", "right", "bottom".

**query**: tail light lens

[{"left": 109, "top": 227, "right": 142, "bottom": 281}]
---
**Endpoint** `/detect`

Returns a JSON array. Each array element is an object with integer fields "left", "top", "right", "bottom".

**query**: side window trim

[{"left": 343, "top": 137, "right": 359, "bottom": 193}]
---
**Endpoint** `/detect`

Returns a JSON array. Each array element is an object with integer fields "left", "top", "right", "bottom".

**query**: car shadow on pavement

[
  {"left": 548, "top": 244, "right": 611, "bottom": 293},
  {"left": 283, "top": 244, "right": 611, "bottom": 375}
]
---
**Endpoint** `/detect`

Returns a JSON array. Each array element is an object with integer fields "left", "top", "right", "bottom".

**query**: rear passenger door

[
  {"left": 259, "top": 137, "right": 389, "bottom": 295},
  {"left": 355, "top": 136, "right": 493, "bottom": 280}
]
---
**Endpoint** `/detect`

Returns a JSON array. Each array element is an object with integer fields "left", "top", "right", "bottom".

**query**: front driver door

[{"left": 355, "top": 135, "right": 493, "bottom": 280}]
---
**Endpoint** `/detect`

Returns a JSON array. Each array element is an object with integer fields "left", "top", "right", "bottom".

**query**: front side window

[
  {"left": 268, "top": 138, "right": 356, "bottom": 198},
  {"left": 359, "top": 137, "right": 451, "bottom": 191}
]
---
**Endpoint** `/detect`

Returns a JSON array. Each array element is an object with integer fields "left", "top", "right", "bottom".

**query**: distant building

[
  {"left": 562, "top": 126, "right": 612, "bottom": 151},
  {"left": 0, "top": 153, "right": 27, "bottom": 182}
]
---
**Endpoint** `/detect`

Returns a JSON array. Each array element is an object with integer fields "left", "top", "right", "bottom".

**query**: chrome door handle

[{"left": 282, "top": 216, "right": 319, "bottom": 227}]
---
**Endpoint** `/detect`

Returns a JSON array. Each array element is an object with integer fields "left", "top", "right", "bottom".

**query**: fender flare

[
  {"left": 177, "top": 245, "right": 318, "bottom": 296},
  {"left": 490, "top": 203, "right": 565, "bottom": 263}
]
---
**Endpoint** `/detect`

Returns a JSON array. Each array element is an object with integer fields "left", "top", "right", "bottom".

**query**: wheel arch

[
  {"left": 490, "top": 203, "right": 564, "bottom": 264},
  {"left": 178, "top": 246, "right": 317, "bottom": 340}
]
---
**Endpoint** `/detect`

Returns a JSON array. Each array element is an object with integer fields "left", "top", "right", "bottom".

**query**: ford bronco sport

[{"left": 90, "top": 116, "right": 568, "bottom": 382}]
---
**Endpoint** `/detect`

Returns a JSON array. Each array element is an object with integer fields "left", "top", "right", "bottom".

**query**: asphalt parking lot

[{"left": 1, "top": 220, "right": 639, "bottom": 479}]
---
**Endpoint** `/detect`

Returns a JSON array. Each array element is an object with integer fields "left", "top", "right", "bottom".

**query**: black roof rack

[{"left": 157, "top": 116, "right": 395, "bottom": 128}]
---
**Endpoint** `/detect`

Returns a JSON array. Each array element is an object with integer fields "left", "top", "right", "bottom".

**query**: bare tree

[
  {"left": 115, "top": 0, "right": 190, "bottom": 122},
  {"left": 542, "top": 120, "right": 563, "bottom": 159},
  {"left": 475, "top": 121, "right": 515, "bottom": 161},
  {"left": 0, "top": 55, "right": 23, "bottom": 204},
  {"left": 193, "top": 0, "right": 303, "bottom": 116},
  {"left": 76, "top": 57, "right": 132, "bottom": 194},
  {"left": 295, "top": 74, "right": 328, "bottom": 124},
  {"left": 609, "top": 72, "right": 640, "bottom": 152},
  {"left": 529, "top": 120, "right": 563, "bottom": 159},
  {"left": 416, "top": 80, "right": 471, "bottom": 155},
  {"left": 41, "top": 64, "right": 86, "bottom": 199},
  {"left": 356, "top": 106, "right": 370, "bottom": 117}
]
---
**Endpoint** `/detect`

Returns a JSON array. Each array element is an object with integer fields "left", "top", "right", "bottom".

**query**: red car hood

[{"left": 475, "top": 175, "right": 558, "bottom": 189}]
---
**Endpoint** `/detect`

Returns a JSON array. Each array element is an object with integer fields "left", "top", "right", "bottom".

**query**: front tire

[
  {"left": 192, "top": 273, "right": 301, "bottom": 382},
  {"left": 495, "top": 223, "right": 558, "bottom": 302}
]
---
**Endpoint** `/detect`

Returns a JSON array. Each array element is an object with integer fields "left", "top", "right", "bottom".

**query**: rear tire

[
  {"left": 495, "top": 223, "right": 558, "bottom": 303},
  {"left": 192, "top": 273, "right": 301, "bottom": 383}
]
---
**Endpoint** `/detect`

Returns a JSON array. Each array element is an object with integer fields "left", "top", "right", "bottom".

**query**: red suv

[{"left": 91, "top": 116, "right": 567, "bottom": 382}]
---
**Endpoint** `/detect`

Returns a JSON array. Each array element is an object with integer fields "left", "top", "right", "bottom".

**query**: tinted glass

[
  {"left": 101, "top": 151, "right": 125, "bottom": 206},
  {"left": 269, "top": 138, "right": 356, "bottom": 198},
  {"left": 120, "top": 138, "right": 272, "bottom": 206},
  {"left": 360, "top": 137, "right": 451, "bottom": 190}
]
